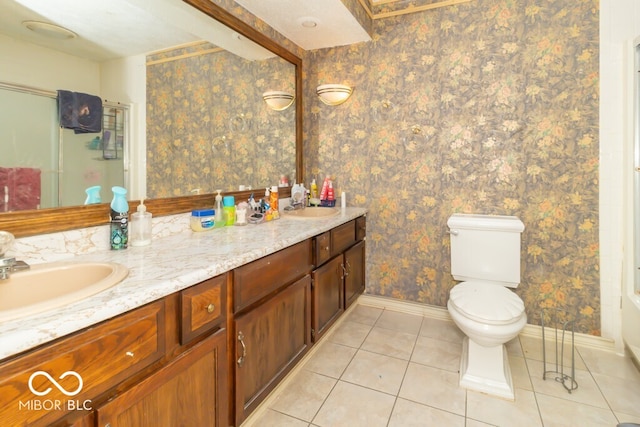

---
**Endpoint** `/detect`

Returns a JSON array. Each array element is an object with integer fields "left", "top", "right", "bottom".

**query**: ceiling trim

[{"left": 357, "top": 0, "right": 473, "bottom": 20}]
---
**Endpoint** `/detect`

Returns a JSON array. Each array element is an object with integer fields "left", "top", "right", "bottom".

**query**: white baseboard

[{"left": 357, "top": 294, "right": 617, "bottom": 352}]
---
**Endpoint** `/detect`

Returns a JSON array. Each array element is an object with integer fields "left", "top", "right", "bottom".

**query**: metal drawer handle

[
  {"left": 341, "top": 263, "right": 349, "bottom": 278},
  {"left": 345, "top": 260, "right": 352, "bottom": 276},
  {"left": 206, "top": 303, "right": 215, "bottom": 313},
  {"left": 237, "top": 331, "right": 247, "bottom": 367},
  {"left": 125, "top": 351, "right": 134, "bottom": 358}
]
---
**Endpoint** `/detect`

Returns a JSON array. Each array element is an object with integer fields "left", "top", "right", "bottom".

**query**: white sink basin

[
  {"left": 0, "top": 261, "right": 129, "bottom": 322},
  {"left": 284, "top": 207, "right": 340, "bottom": 219}
]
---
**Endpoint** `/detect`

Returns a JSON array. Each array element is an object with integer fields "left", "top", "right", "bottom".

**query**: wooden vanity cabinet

[
  {"left": 95, "top": 329, "right": 227, "bottom": 427},
  {"left": 0, "top": 300, "right": 166, "bottom": 427},
  {"left": 312, "top": 216, "right": 367, "bottom": 340},
  {"left": 232, "top": 242, "right": 313, "bottom": 425},
  {"left": 344, "top": 240, "right": 366, "bottom": 309}
]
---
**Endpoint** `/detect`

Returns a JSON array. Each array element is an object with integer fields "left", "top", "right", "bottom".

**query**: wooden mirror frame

[{"left": 2, "top": 0, "right": 303, "bottom": 238}]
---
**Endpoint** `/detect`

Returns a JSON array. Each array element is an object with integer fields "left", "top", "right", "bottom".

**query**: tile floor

[{"left": 245, "top": 304, "right": 640, "bottom": 427}]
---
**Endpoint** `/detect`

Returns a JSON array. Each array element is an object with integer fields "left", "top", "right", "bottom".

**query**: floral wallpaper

[
  {"left": 304, "top": 0, "right": 600, "bottom": 334},
  {"left": 146, "top": 42, "right": 296, "bottom": 198}
]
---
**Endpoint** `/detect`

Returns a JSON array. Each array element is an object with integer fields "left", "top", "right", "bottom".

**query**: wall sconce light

[
  {"left": 316, "top": 84, "right": 353, "bottom": 106},
  {"left": 262, "top": 91, "right": 295, "bottom": 111}
]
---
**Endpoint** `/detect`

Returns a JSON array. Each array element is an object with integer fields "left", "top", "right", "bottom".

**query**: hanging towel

[
  {"left": 0, "top": 167, "right": 41, "bottom": 211},
  {"left": 57, "top": 90, "right": 103, "bottom": 133}
]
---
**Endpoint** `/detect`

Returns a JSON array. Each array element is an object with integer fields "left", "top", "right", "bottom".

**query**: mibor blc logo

[
  {"left": 28, "top": 371, "right": 83, "bottom": 396},
  {"left": 19, "top": 370, "right": 92, "bottom": 411}
]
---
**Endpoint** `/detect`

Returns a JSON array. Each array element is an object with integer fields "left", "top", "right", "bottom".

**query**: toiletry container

[
  {"left": 190, "top": 209, "right": 215, "bottom": 232},
  {"left": 214, "top": 190, "right": 224, "bottom": 228},
  {"left": 223, "top": 196, "right": 235, "bottom": 226},
  {"left": 110, "top": 186, "right": 129, "bottom": 250},
  {"left": 268, "top": 185, "right": 280, "bottom": 220},
  {"left": 236, "top": 201, "right": 249, "bottom": 225},
  {"left": 130, "top": 199, "right": 152, "bottom": 246}
]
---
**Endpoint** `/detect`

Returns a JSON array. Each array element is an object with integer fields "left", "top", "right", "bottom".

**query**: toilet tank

[{"left": 447, "top": 214, "right": 525, "bottom": 288}]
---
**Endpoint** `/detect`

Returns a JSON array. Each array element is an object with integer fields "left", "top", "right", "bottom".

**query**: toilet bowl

[
  {"left": 447, "top": 281, "right": 526, "bottom": 400},
  {"left": 446, "top": 213, "right": 526, "bottom": 400}
]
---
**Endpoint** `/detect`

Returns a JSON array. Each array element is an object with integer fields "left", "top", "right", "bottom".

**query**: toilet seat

[{"left": 449, "top": 281, "right": 525, "bottom": 325}]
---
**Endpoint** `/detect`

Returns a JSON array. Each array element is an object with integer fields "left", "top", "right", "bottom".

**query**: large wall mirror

[{"left": 0, "top": 0, "right": 303, "bottom": 237}]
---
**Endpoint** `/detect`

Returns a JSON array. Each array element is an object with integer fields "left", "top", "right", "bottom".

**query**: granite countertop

[{"left": 0, "top": 207, "right": 367, "bottom": 361}]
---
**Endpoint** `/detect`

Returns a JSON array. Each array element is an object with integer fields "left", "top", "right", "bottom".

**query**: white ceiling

[
  {"left": 0, "top": 0, "right": 371, "bottom": 62},
  {"left": 0, "top": 0, "right": 274, "bottom": 62},
  {"left": 234, "top": 0, "right": 371, "bottom": 50}
]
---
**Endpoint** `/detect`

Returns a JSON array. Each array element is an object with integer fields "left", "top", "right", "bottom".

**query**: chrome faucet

[{"left": 0, "top": 231, "right": 29, "bottom": 280}]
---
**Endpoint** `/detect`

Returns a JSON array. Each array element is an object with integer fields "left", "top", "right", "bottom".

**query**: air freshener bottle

[
  {"left": 110, "top": 186, "right": 129, "bottom": 250},
  {"left": 84, "top": 185, "right": 101, "bottom": 205}
]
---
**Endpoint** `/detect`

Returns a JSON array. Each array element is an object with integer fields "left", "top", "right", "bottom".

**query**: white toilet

[{"left": 446, "top": 213, "right": 526, "bottom": 400}]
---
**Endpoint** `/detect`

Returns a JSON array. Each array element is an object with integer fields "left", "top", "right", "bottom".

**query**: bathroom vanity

[{"left": 0, "top": 208, "right": 366, "bottom": 427}]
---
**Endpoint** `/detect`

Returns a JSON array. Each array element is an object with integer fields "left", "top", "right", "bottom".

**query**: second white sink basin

[
  {"left": 0, "top": 261, "right": 129, "bottom": 322},
  {"left": 284, "top": 207, "right": 340, "bottom": 219}
]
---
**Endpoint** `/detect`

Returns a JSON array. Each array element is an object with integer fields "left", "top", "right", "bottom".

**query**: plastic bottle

[
  {"left": 326, "top": 180, "right": 335, "bottom": 206},
  {"left": 310, "top": 179, "right": 318, "bottom": 199},
  {"left": 223, "top": 196, "right": 235, "bottom": 226},
  {"left": 214, "top": 190, "right": 224, "bottom": 228},
  {"left": 110, "top": 186, "right": 129, "bottom": 250},
  {"left": 268, "top": 185, "right": 280, "bottom": 220},
  {"left": 235, "top": 201, "right": 249, "bottom": 226},
  {"left": 130, "top": 199, "right": 152, "bottom": 246}
]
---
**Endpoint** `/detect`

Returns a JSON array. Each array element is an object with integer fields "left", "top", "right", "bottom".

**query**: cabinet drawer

[
  {"left": 331, "top": 220, "right": 356, "bottom": 255},
  {"left": 181, "top": 273, "right": 227, "bottom": 345},
  {"left": 234, "top": 240, "right": 312, "bottom": 313},
  {"left": 313, "top": 231, "right": 331, "bottom": 267},
  {"left": 0, "top": 300, "right": 165, "bottom": 427}
]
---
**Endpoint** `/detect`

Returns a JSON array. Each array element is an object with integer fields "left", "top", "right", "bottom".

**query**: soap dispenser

[
  {"left": 130, "top": 199, "right": 152, "bottom": 246},
  {"left": 214, "top": 189, "right": 224, "bottom": 228}
]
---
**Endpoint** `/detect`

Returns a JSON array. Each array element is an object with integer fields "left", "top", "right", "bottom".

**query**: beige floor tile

[
  {"left": 304, "top": 342, "right": 357, "bottom": 379},
  {"left": 361, "top": 326, "right": 417, "bottom": 360},
  {"left": 465, "top": 419, "right": 498, "bottom": 427},
  {"left": 410, "top": 335, "right": 461, "bottom": 372},
  {"left": 248, "top": 409, "right": 310, "bottom": 427},
  {"left": 312, "top": 381, "right": 396, "bottom": 427},
  {"left": 506, "top": 336, "right": 524, "bottom": 357},
  {"left": 466, "top": 388, "right": 542, "bottom": 427},
  {"left": 419, "top": 316, "right": 465, "bottom": 343},
  {"left": 510, "top": 355, "right": 533, "bottom": 391},
  {"left": 527, "top": 359, "right": 608, "bottom": 408},
  {"left": 578, "top": 346, "right": 640, "bottom": 382},
  {"left": 269, "top": 370, "right": 336, "bottom": 422},
  {"left": 346, "top": 305, "right": 383, "bottom": 326},
  {"left": 328, "top": 320, "right": 373, "bottom": 349},
  {"left": 388, "top": 397, "right": 465, "bottom": 427},
  {"left": 341, "top": 349, "right": 408, "bottom": 395},
  {"left": 536, "top": 392, "right": 618, "bottom": 427},
  {"left": 398, "top": 362, "right": 467, "bottom": 416},
  {"left": 615, "top": 411, "right": 640, "bottom": 424},
  {"left": 374, "top": 309, "right": 423, "bottom": 334},
  {"left": 520, "top": 335, "right": 587, "bottom": 370},
  {"left": 592, "top": 371, "right": 640, "bottom": 417}
]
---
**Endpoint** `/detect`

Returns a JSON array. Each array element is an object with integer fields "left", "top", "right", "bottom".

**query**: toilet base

[{"left": 459, "top": 337, "right": 515, "bottom": 400}]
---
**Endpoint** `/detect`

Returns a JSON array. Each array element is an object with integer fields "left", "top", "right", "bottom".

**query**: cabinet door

[
  {"left": 344, "top": 240, "right": 366, "bottom": 309},
  {"left": 95, "top": 329, "right": 228, "bottom": 427},
  {"left": 312, "top": 255, "right": 345, "bottom": 341},
  {"left": 234, "top": 275, "right": 311, "bottom": 425}
]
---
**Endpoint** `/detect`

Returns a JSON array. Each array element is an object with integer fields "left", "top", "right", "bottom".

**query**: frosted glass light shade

[
  {"left": 316, "top": 84, "right": 353, "bottom": 106},
  {"left": 262, "top": 91, "right": 295, "bottom": 111}
]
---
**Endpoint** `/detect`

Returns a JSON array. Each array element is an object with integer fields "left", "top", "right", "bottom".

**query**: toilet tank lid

[{"left": 447, "top": 214, "right": 524, "bottom": 232}]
